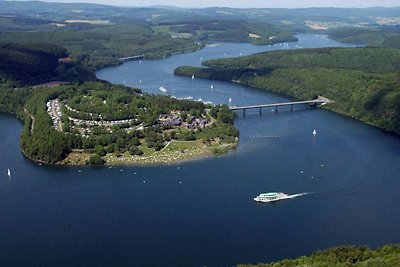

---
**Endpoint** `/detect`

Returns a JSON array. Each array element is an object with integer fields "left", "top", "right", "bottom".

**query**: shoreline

[
  {"left": 20, "top": 142, "right": 238, "bottom": 167},
  {"left": 174, "top": 71, "right": 400, "bottom": 137},
  {"left": 59, "top": 140, "right": 238, "bottom": 167}
]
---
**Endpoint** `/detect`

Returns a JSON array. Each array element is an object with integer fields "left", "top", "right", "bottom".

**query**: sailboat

[
  {"left": 191, "top": 75, "right": 195, "bottom": 79},
  {"left": 313, "top": 129, "right": 317, "bottom": 135},
  {"left": 210, "top": 85, "right": 214, "bottom": 89},
  {"left": 228, "top": 97, "right": 232, "bottom": 102},
  {"left": 7, "top": 168, "right": 10, "bottom": 177}
]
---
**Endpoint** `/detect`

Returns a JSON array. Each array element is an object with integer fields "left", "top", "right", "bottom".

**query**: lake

[{"left": 1, "top": 34, "right": 400, "bottom": 267}]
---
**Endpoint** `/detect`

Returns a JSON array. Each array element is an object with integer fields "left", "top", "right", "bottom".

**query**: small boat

[
  {"left": 313, "top": 129, "right": 317, "bottom": 135},
  {"left": 210, "top": 85, "right": 214, "bottom": 89},
  {"left": 7, "top": 168, "right": 11, "bottom": 177},
  {"left": 159, "top": 86, "right": 167, "bottom": 92},
  {"left": 191, "top": 75, "right": 195, "bottom": 79},
  {"left": 254, "top": 192, "right": 290, "bottom": 203},
  {"left": 228, "top": 97, "right": 232, "bottom": 102}
]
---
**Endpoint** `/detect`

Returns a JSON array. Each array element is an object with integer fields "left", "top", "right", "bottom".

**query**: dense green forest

[
  {"left": 154, "top": 20, "right": 297, "bottom": 45},
  {"left": 175, "top": 47, "right": 400, "bottom": 134},
  {"left": 239, "top": 244, "right": 400, "bottom": 267},
  {"left": 0, "top": 19, "right": 295, "bottom": 74},
  {"left": 0, "top": 24, "right": 201, "bottom": 71},
  {"left": 0, "top": 43, "right": 94, "bottom": 85},
  {"left": 202, "top": 47, "right": 400, "bottom": 72},
  {"left": 327, "top": 26, "right": 400, "bottom": 48},
  {"left": 0, "top": 81, "right": 237, "bottom": 164}
]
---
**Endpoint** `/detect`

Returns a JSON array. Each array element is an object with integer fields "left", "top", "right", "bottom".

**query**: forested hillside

[
  {"left": 175, "top": 47, "right": 400, "bottom": 134},
  {"left": 327, "top": 26, "right": 400, "bottom": 48},
  {"left": 0, "top": 43, "right": 94, "bottom": 85},
  {"left": 0, "top": 25, "right": 201, "bottom": 71}
]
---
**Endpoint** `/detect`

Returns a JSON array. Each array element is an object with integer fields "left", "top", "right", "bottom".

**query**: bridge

[{"left": 230, "top": 96, "right": 332, "bottom": 115}]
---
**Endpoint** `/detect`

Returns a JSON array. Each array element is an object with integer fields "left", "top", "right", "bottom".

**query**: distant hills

[{"left": 1, "top": 1, "right": 400, "bottom": 30}]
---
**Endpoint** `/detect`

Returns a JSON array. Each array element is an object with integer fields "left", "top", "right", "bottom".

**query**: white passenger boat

[{"left": 254, "top": 192, "right": 290, "bottom": 203}]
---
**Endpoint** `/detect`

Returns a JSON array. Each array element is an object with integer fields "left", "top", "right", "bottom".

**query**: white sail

[
  {"left": 313, "top": 129, "right": 317, "bottom": 135},
  {"left": 191, "top": 75, "right": 195, "bottom": 79},
  {"left": 7, "top": 168, "right": 10, "bottom": 176}
]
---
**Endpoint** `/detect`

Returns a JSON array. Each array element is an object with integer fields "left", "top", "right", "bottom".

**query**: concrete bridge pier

[
  {"left": 259, "top": 107, "right": 262, "bottom": 115},
  {"left": 291, "top": 104, "right": 293, "bottom": 111},
  {"left": 275, "top": 106, "right": 278, "bottom": 112}
]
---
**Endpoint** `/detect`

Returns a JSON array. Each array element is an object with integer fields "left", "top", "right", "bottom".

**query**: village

[
  {"left": 46, "top": 98, "right": 212, "bottom": 137},
  {"left": 158, "top": 111, "right": 210, "bottom": 131}
]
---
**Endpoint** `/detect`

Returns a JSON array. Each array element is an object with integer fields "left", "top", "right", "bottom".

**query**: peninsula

[{"left": 0, "top": 80, "right": 238, "bottom": 165}]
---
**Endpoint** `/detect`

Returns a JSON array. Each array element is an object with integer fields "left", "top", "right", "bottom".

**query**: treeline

[
  {"left": 202, "top": 47, "right": 400, "bottom": 73},
  {"left": 174, "top": 47, "right": 400, "bottom": 134},
  {"left": 239, "top": 244, "right": 400, "bottom": 267}
]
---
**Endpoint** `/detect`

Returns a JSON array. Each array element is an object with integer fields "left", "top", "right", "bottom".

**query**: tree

[
  {"left": 88, "top": 154, "right": 105, "bottom": 165},
  {"left": 129, "top": 146, "right": 144, "bottom": 156},
  {"left": 94, "top": 145, "right": 106, "bottom": 157}
]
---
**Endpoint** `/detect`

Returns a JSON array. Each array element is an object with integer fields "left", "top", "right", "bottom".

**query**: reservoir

[{"left": 1, "top": 35, "right": 400, "bottom": 266}]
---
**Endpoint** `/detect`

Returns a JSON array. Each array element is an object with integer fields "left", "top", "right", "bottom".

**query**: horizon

[{"left": 6, "top": 0, "right": 400, "bottom": 9}]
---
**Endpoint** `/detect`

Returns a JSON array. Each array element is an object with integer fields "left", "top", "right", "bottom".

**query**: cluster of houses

[
  {"left": 47, "top": 98, "right": 140, "bottom": 135},
  {"left": 46, "top": 99, "right": 62, "bottom": 131},
  {"left": 47, "top": 97, "right": 210, "bottom": 138},
  {"left": 158, "top": 113, "right": 209, "bottom": 131},
  {"left": 64, "top": 103, "right": 102, "bottom": 119},
  {"left": 69, "top": 117, "right": 137, "bottom": 127}
]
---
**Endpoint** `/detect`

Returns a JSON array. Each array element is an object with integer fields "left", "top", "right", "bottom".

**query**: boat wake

[{"left": 287, "top": 192, "right": 310, "bottom": 199}]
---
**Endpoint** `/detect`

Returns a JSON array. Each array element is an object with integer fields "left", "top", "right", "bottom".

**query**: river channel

[{"left": 1, "top": 34, "right": 400, "bottom": 266}]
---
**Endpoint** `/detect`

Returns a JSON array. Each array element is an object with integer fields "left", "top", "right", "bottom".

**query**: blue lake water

[{"left": 1, "top": 34, "right": 400, "bottom": 266}]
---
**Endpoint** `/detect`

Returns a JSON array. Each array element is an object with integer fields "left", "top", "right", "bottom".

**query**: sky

[{"left": 13, "top": 0, "right": 400, "bottom": 8}]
